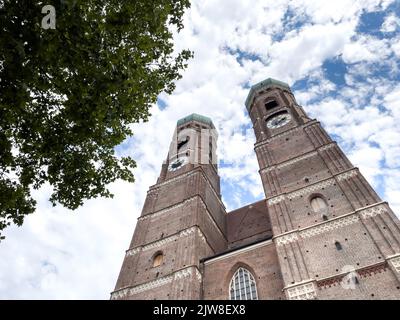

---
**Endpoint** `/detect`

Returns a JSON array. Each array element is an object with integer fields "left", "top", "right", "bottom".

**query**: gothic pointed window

[{"left": 229, "top": 267, "right": 258, "bottom": 300}]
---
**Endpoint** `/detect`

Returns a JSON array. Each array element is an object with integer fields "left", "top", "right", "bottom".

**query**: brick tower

[
  {"left": 247, "top": 78, "right": 400, "bottom": 299},
  {"left": 112, "top": 78, "right": 400, "bottom": 300},
  {"left": 111, "top": 114, "right": 227, "bottom": 300}
]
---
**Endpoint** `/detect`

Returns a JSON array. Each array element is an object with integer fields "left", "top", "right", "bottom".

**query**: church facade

[{"left": 111, "top": 78, "right": 400, "bottom": 300}]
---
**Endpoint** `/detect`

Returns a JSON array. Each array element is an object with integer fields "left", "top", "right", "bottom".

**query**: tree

[{"left": 0, "top": 0, "right": 192, "bottom": 240}]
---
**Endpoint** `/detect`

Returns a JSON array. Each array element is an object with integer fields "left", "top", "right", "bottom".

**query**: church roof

[
  {"left": 226, "top": 199, "right": 273, "bottom": 250},
  {"left": 245, "top": 78, "right": 291, "bottom": 111},
  {"left": 177, "top": 113, "right": 215, "bottom": 128}
]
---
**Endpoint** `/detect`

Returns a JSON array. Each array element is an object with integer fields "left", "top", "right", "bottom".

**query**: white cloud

[
  {"left": 289, "top": 0, "right": 385, "bottom": 24},
  {"left": 262, "top": 21, "right": 356, "bottom": 82},
  {"left": 342, "top": 35, "right": 392, "bottom": 64},
  {"left": 392, "top": 38, "right": 400, "bottom": 57},
  {"left": 381, "top": 13, "right": 400, "bottom": 33},
  {"left": 294, "top": 70, "right": 337, "bottom": 105},
  {"left": 348, "top": 144, "right": 384, "bottom": 187}
]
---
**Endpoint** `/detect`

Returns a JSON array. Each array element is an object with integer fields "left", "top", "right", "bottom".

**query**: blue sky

[{"left": 0, "top": 0, "right": 400, "bottom": 299}]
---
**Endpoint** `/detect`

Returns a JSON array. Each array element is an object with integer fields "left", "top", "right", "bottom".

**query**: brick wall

[{"left": 202, "top": 241, "right": 285, "bottom": 300}]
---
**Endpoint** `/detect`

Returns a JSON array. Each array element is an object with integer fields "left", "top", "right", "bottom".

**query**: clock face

[
  {"left": 266, "top": 112, "right": 292, "bottom": 129},
  {"left": 168, "top": 156, "right": 188, "bottom": 172}
]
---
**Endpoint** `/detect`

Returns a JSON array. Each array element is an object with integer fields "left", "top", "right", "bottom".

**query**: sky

[{"left": 1, "top": 0, "right": 400, "bottom": 299}]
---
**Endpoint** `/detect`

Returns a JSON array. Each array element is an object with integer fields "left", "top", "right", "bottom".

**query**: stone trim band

[
  {"left": 274, "top": 202, "right": 388, "bottom": 246},
  {"left": 317, "top": 261, "right": 389, "bottom": 289},
  {"left": 126, "top": 226, "right": 207, "bottom": 257},
  {"left": 285, "top": 280, "right": 316, "bottom": 300},
  {"left": 203, "top": 239, "right": 273, "bottom": 265},
  {"left": 149, "top": 167, "right": 226, "bottom": 209},
  {"left": 138, "top": 196, "right": 198, "bottom": 221},
  {"left": 254, "top": 120, "right": 319, "bottom": 148},
  {"left": 389, "top": 255, "right": 400, "bottom": 273},
  {"left": 285, "top": 260, "right": 392, "bottom": 299},
  {"left": 267, "top": 168, "right": 359, "bottom": 205},
  {"left": 139, "top": 195, "right": 226, "bottom": 241},
  {"left": 260, "top": 142, "right": 336, "bottom": 173},
  {"left": 110, "top": 266, "right": 202, "bottom": 299}
]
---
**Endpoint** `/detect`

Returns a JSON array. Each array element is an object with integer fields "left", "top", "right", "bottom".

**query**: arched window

[
  {"left": 152, "top": 252, "right": 163, "bottom": 267},
  {"left": 310, "top": 196, "right": 329, "bottom": 220},
  {"left": 229, "top": 267, "right": 258, "bottom": 300},
  {"left": 310, "top": 196, "right": 328, "bottom": 213}
]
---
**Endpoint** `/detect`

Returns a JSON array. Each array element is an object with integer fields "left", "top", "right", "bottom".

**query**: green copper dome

[
  {"left": 245, "top": 78, "right": 291, "bottom": 111},
  {"left": 177, "top": 113, "right": 215, "bottom": 128}
]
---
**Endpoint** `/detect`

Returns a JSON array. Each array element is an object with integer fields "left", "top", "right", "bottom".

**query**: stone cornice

[
  {"left": 110, "top": 266, "right": 202, "bottom": 299},
  {"left": 284, "top": 280, "right": 316, "bottom": 300},
  {"left": 254, "top": 120, "right": 319, "bottom": 149},
  {"left": 388, "top": 255, "right": 400, "bottom": 273},
  {"left": 316, "top": 261, "right": 389, "bottom": 289},
  {"left": 150, "top": 168, "right": 197, "bottom": 190},
  {"left": 273, "top": 202, "right": 388, "bottom": 246},
  {"left": 149, "top": 167, "right": 226, "bottom": 210},
  {"left": 138, "top": 195, "right": 227, "bottom": 242},
  {"left": 284, "top": 260, "right": 391, "bottom": 297},
  {"left": 126, "top": 226, "right": 208, "bottom": 257},
  {"left": 267, "top": 167, "right": 359, "bottom": 205},
  {"left": 138, "top": 196, "right": 198, "bottom": 221},
  {"left": 260, "top": 142, "right": 336, "bottom": 173},
  {"left": 203, "top": 239, "right": 273, "bottom": 265}
]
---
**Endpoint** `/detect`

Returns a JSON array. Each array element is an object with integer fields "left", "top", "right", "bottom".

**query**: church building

[{"left": 111, "top": 78, "right": 400, "bottom": 300}]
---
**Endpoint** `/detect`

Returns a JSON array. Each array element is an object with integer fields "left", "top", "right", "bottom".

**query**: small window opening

[
  {"left": 153, "top": 252, "right": 163, "bottom": 267},
  {"left": 335, "top": 241, "right": 342, "bottom": 251},
  {"left": 310, "top": 196, "right": 328, "bottom": 215},
  {"left": 265, "top": 100, "right": 279, "bottom": 111}
]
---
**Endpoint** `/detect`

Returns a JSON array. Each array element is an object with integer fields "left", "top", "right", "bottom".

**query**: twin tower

[{"left": 111, "top": 78, "right": 400, "bottom": 300}]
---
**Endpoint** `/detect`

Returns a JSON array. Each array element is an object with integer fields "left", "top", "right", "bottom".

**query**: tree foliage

[{"left": 0, "top": 0, "right": 192, "bottom": 240}]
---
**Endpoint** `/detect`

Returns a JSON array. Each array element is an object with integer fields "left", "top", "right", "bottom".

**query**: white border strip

[{"left": 204, "top": 239, "right": 273, "bottom": 265}]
